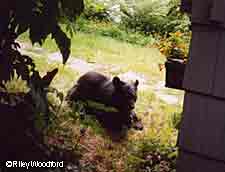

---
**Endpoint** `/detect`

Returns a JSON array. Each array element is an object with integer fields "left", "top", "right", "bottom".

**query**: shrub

[
  {"left": 83, "top": 0, "right": 110, "bottom": 21},
  {"left": 121, "top": 0, "right": 190, "bottom": 35},
  {"left": 75, "top": 17, "right": 155, "bottom": 46},
  {"left": 83, "top": 0, "right": 137, "bottom": 23}
]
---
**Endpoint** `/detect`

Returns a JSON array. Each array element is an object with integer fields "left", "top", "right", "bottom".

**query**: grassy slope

[
  {"left": 70, "top": 33, "right": 164, "bottom": 80},
  {"left": 19, "top": 31, "right": 165, "bottom": 82}
]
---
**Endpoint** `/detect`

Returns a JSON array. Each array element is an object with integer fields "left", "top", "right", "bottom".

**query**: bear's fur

[{"left": 66, "top": 71, "right": 143, "bottom": 131}]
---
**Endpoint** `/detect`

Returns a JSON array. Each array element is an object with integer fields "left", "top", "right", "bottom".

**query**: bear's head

[{"left": 112, "top": 76, "right": 139, "bottom": 111}]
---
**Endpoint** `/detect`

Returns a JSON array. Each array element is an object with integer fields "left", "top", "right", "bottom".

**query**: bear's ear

[
  {"left": 134, "top": 80, "right": 139, "bottom": 88},
  {"left": 112, "top": 76, "right": 121, "bottom": 87}
]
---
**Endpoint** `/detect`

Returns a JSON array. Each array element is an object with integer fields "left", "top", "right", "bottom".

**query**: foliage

[
  {"left": 0, "top": 0, "right": 84, "bottom": 86},
  {"left": 2, "top": 67, "right": 62, "bottom": 127},
  {"left": 0, "top": 32, "right": 36, "bottom": 86},
  {"left": 83, "top": 0, "right": 130, "bottom": 23},
  {"left": 165, "top": 0, "right": 191, "bottom": 33},
  {"left": 0, "top": 0, "right": 84, "bottom": 164},
  {"left": 3, "top": 72, "right": 29, "bottom": 93},
  {"left": 80, "top": 0, "right": 191, "bottom": 42},
  {"left": 127, "top": 138, "right": 177, "bottom": 172},
  {"left": 121, "top": 0, "right": 190, "bottom": 35},
  {"left": 83, "top": 0, "right": 110, "bottom": 21},
  {"left": 155, "top": 31, "right": 191, "bottom": 60},
  {"left": 0, "top": 0, "right": 84, "bottom": 127},
  {"left": 170, "top": 111, "right": 182, "bottom": 130},
  {"left": 75, "top": 17, "right": 155, "bottom": 46}
]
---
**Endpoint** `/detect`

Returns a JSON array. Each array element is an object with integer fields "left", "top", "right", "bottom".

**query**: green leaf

[
  {"left": 42, "top": 68, "right": 58, "bottom": 87},
  {"left": 52, "top": 25, "right": 71, "bottom": 64}
]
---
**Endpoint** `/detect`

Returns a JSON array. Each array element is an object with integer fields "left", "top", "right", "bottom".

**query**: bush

[
  {"left": 75, "top": 17, "right": 155, "bottom": 46},
  {"left": 83, "top": 0, "right": 138, "bottom": 23},
  {"left": 83, "top": 0, "right": 110, "bottom": 21},
  {"left": 121, "top": 0, "right": 190, "bottom": 35}
]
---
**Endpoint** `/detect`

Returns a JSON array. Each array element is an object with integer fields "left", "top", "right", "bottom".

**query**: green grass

[
  {"left": 19, "top": 31, "right": 165, "bottom": 83},
  {"left": 30, "top": 53, "right": 79, "bottom": 93},
  {"left": 71, "top": 33, "right": 164, "bottom": 78}
]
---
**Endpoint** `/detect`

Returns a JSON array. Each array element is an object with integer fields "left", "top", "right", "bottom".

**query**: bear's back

[
  {"left": 77, "top": 72, "right": 109, "bottom": 86},
  {"left": 75, "top": 72, "right": 114, "bottom": 103}
]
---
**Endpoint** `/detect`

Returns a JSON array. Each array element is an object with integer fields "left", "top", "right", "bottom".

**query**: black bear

[{"left": 66, "top": 71, "right": 143, "bottom": 131}]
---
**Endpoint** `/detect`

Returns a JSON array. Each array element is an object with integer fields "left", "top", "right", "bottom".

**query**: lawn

[{"left": 19, "top": 30, "right": 165, "bottom": 83}]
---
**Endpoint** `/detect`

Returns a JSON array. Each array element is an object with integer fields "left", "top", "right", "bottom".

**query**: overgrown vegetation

[
  {"left": 75, "top": 18, "right": 155, "bottom": 46},
  {"left": 79, "top": 0, "right": 191, "bottom": 60},
  {"left": 81, "top": 0, "right": 190, "bottom": 34},
  {"left": 2, "top": 0, "right": 188, "bottom": 171}
]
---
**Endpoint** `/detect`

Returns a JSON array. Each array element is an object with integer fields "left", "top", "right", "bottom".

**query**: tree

[
  {"left": 0, "top": 0, "right": 84, "bottom": 161},
  {"left": 0, "top": 0, "right": 84, "bottom": 124},
  {"left": 0, "top": 0, "right": 84, "bottom": 84}
]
